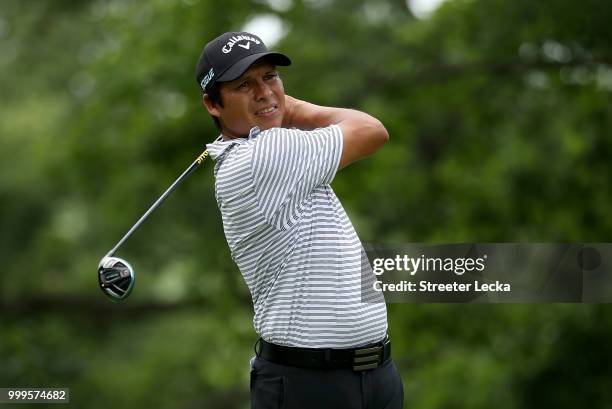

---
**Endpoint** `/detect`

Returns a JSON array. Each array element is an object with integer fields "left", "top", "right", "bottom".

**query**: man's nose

[{"left": 253, "top": 81, "right": 272, "bottom": 100}]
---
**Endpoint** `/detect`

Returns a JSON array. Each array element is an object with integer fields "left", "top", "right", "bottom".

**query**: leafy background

[{"left": 1, "top": 0, "right": 611, "bottom": 407}]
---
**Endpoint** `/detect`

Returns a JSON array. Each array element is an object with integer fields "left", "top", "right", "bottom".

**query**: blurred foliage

[{"left": 1, "top": 0, "right": 612, "bottom": 408}]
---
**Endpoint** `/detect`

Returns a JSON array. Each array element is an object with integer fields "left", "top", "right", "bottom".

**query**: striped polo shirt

[{"left": 206, "top": 125, "right": 388, "bottom": 348}]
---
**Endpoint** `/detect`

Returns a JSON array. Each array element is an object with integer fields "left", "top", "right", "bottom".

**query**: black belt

[{"left": 256, "top": 336, "right": 391, "bottom": 371}]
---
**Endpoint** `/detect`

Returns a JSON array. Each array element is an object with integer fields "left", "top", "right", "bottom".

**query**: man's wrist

[
  {"left": 283, "top": 96, "right": 339, "bottom": 130},
  {"left": 282, "top": 95, "right": 304, "bottom": 129}
]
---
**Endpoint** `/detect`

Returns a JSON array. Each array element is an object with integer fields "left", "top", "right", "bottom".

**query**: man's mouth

[{"left": 255, "top": 105, "right": 278, "bottom": 117}]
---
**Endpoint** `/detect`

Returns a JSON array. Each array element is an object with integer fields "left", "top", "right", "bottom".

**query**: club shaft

[{"left": 105, "top": 150, "right": 209, "bottom": 258}]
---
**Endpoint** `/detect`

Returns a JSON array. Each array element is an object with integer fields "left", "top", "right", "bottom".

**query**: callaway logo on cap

[
  {"left": 195, "top": 31, "right": 291, "bottom": 92},
  {"left": 221, "top": 34, "right": 261, "bottom": 53}
]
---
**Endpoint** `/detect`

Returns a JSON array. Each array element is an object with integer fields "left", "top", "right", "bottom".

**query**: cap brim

[{"left": 217, "top": 52, "right": 291, "bottom": 83}]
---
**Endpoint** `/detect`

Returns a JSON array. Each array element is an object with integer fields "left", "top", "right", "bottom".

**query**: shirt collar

[{"left": 205, "top": 126, "right": 261, "bottom": 162}]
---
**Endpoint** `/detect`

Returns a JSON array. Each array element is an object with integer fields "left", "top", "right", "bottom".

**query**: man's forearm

[
  {"left": 282, "top": 95, "right": 389, "bottom": 169},
  {"left": 283, "top": 95, "right": 376, "bottom": 130}
]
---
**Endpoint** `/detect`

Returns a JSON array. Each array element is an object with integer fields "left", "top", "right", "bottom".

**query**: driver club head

[{"left": 98, "top": 256, "right": 135, "bottom": 301}]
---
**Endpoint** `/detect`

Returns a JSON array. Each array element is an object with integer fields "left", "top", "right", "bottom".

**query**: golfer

[{"left": 195, "top": 31, "right": 404, "bottom": 409}]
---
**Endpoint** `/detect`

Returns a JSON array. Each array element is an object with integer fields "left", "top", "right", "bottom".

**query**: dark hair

[{"left": 204, "top": 83, "right": 223, "bottom": 130}]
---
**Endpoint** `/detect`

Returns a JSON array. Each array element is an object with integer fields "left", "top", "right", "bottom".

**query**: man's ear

[{"left": 203, "top": 94, "right": 221, "bottom": 118}]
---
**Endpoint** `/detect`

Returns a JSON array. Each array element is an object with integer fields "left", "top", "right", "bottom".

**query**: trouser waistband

[{"left": 255, "top": 336, "right": 391, "bottom": 371}]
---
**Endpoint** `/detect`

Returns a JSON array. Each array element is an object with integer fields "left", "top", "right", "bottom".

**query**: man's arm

[{"left": 282, "top": 95, "right": 389, "bottom": 169}]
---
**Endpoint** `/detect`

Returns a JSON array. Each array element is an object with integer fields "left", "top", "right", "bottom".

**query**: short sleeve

[{"left": 251, "top": 125, "right": 343, "bottom": 230}]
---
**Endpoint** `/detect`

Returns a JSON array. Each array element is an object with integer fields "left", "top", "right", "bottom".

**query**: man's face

[{"left": 205, "top": 60, "right": 286, "bottom": 138}]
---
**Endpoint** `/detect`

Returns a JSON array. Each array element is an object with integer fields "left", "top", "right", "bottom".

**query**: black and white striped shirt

[{"left": 207, "top": 125, "right": 387, "bottom": 348}]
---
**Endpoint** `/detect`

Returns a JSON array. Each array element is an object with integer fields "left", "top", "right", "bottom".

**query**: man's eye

[
  {"left": 265, "top": 73, "right": 278, "bottom": 81},
  {"left": 238, "top": 81, "right": 249, "bottom": 89}
]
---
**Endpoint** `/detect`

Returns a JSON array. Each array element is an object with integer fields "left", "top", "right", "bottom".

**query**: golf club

[{"left": 98, "top": 148, "right": 211, "bottom": 301}]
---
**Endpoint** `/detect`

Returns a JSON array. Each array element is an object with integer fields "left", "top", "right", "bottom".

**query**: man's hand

[
  {"left": 282, "top": 95, "right": 389, "bottom": 169},
  {"left": 281, "top": 95, "right": 305, "bottom": 129}
]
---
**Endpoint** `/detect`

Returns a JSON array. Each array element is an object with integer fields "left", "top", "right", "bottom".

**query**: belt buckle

[{"left": 352, "top": 345, "right": 382, "bottom": 371}]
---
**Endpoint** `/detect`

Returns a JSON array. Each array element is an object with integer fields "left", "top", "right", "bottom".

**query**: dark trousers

[{"left": 250, "top": 356, "right": 404, "bottom": 409}]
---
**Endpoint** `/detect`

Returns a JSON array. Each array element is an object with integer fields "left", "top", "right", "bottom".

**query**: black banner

[{"left": 361, "top": 243, "right": 611, "bottom": 303}]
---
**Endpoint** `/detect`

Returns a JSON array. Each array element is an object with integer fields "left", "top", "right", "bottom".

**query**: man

[{"left": 195, "top": 31, "right": 404, "bottom": 409}]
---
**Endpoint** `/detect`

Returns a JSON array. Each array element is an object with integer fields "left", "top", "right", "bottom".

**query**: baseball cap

[{"left": 195, "top": 31, "right": 291, "bottom": 92}]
